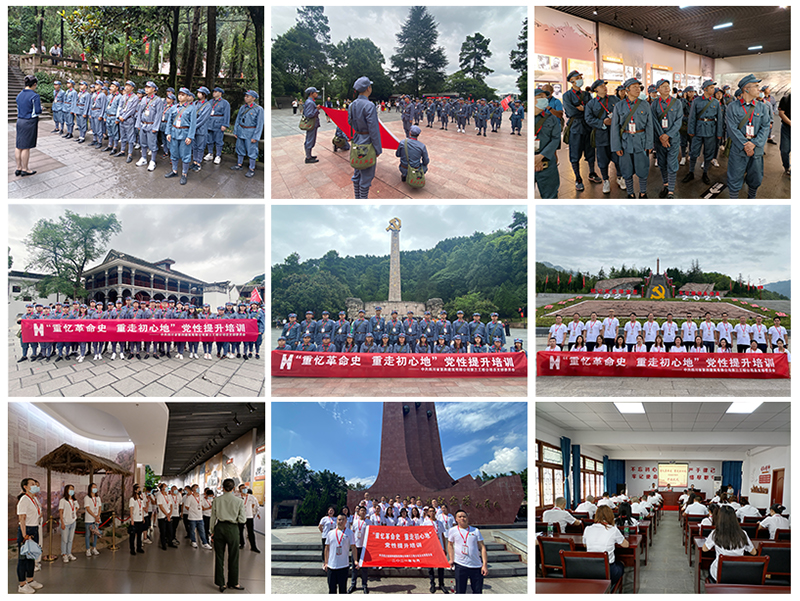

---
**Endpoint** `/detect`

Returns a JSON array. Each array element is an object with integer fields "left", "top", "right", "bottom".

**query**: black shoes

[
  {"left": 304, "top": 157, "right": 318, "bottom": 164},
  {"left": 702, "top": 173, "right": 711, "bottom": 185},
  {"left": 587, "top": 173, "right": 602, "bottom": 184},
  {"left": 659, "top": 186, "right": 669, "bottom": 198},
  {"left": 347, "top": 584, "right": 356, "bottom": 594},
  {"left": 180, "top": 174, "right": 187, "bottom": 185},
  {"left": 230, "top": 164, "right": 243, "bottom": 170},
  {"left": 682, "top": 172, "right": 695, "bottom": 183}
]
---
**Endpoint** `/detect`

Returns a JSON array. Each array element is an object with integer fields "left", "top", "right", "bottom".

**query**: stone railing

[{"left": 11, "top": 53, "right": 157, "bottom": 79}]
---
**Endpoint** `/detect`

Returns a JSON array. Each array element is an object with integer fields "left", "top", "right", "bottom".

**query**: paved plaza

[
  {"left": 9, "top": 331, "right": 265, "bottom": 397},
  {"left": 270, "top": 107, "right": 527, "bottom": 199},
  {"left": 9, "top": 119, "right": 264, "bottom": 199}
]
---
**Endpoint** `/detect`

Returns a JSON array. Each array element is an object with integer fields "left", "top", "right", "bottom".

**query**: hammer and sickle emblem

[
  {"left": 650, "top": 285, "right": 665, "bottom": 300},
  {"left": 386, "top": 217, "right": 402, "bottom": 232}
]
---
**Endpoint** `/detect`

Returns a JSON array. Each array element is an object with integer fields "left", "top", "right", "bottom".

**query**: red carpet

[{"left": 662, "top": 505, "right": 679, "bottom": 511}]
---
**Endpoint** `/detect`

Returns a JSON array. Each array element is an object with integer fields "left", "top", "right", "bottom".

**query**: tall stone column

[{"left": 387, "top": 218, "right": 402, "bottom": 302}]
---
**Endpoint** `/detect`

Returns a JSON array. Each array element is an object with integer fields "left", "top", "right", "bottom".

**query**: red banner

[
  {"left": 21, "top": 319, "right": 258, "bottom": 342},
  {"left": 272, "top": 351, "right": 527, "bottom": 378},
  {"left": 360, "top": 525, "right": 449, "bottom": 568},
  {"left": 320, "top": 107, "right": 401, "bottom": 150},
  {"left": 537, "top": 351, "right": 789, "bottom": 379}
]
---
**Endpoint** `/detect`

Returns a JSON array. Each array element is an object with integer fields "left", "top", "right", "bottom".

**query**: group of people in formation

[
  {"left": 277, "top": 308, "right": 525, "bottom": 354},
  {"left": 545, "top": 310, "right": 790, "bottom": 357},
  {"left": 49, "top": 78, "right": 263, "bottom": 183},
  {"left": 534, "top": 70, "right": 790, "bottom": 199},
  {"left": 15, "top": 477, "right": 259, "bottom": 594},
  {"left": 320, "top": 494, "right": 488, "bottom": 594},
  {"left": 396, "top": 95, "right": 524, "bottom": 137},
  {"left": 16, "top": 298, "right": 266, "bottom": 363}
]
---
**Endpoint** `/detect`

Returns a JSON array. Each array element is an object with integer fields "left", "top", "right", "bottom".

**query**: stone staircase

[
  {"left": 8, "top": 64, "right": 50, "bottom": 121},
  {"left": 272, "top": 540, "right": 527, "bottom": 578}
]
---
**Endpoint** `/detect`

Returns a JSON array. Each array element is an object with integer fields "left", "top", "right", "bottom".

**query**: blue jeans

[
  {"left": 17, "top": 525, "right": 38, "bottom": 582},
  {"left": 189, "top": 341, "right": 199, "bottom": 354},
  {"left": 60, "top": 521, "right": 76, "bottom": 556},
  {"left": 85, "top": 520, "right": 99, "bottom": 548},
  {"left": 188, "top": 519, "right": 208, "bottom": 545},
  {"left": 255, "top": 333, "right": 262, "bottom": 354}
]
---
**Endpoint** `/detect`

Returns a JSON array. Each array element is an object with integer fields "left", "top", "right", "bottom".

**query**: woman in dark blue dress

[{"left": 15, "top": 75, "right": 42, "bottom": 177}]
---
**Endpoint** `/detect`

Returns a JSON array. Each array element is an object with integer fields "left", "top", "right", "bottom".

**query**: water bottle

[
  {"left": 624, "top": 525, "right": 630, "bottom": 536},
  {"left": 547, "top": 522, "right": 553, "bottom": 535}
]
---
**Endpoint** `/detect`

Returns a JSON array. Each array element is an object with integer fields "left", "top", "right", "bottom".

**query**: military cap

[
  {"left": 353, "top": 76, "right": 373, "bottom": 92},
  {"left": 590, "top": 79, "right": 607, "bottom": 92},
  {"left": 305, "top": 87, "right": 319, "bottom": 96},
  {"left": 534, "top": 88, "right": 547, "bottom": 97},
  {"left": 35, "top": 304, "right": 43, "bottom": 308},
  {"left": 288, "top": 312, "right": 296, "bottom": 317},
  {"left": 701, "top": 79, "right": 716, "bottom": 90},
  {"left": 167, "top": 92, "right": 176, "bottom": 100},
  {"left": 322, "top": 310, "right": 329, "bottom": 315},
  {"left": 655, "top": 78, "right": 670, "bottom": 89},
  {"left": 179, "top": 87, "right": 194, "bottom": 97},
  {"left": 95, "top": 79, "right": 102, "bottom": 84},
  {"left": 72, "top": 301, "right": 79, "bottom": 305},
  {"left": 566, "top": 70, "right": 582, "bottom": 81},
  {"left": 203, "top": 303, "right": 210, "bottom": 308},
  {"left": 278, "top": 336, "right": 286, "bottom": 341},
  {"left": 381, "top": 333, "right": 389, "bottom": 338},
  {"left": 457, "top": 310, "right": 464, "bottom": 314},
  {"left": 217, "top": 306, "right": 226, "bottom": 311},
  {"left": 346, "top": 332, "right": 354, "bottom": 338},
  {"left": 647, "top": 84, "right": 656, "bottom": 93},
  {"left": 615, "top": 85, "right": 625, "bottom": 92},
  {"left": 214, "top": 87, "right": 224, "bottom": 94},
  {"left": 323, "top": 333, "right": 332, "bottom": 339},
  {"left": 102, "top": 86, "right": 108, "bottom": 91},
  {"left": 55, "top": 302, "right": 62, "bottom": 306},
  {"left": 398, "top": 332, "right": 406, "bottom": 338},
  {"left": 473, "top": 312, "right": 481, "bottom": 316},
  {"left": 419, "top": 332, "right": 427, "bottom": 338},
  {"left": 454, "top": 334, "right": 462, "bottom": 340},
  {"left": 365, "top": 332, "right": 374, "bottom": 338},
  {"left": 196, "top": 85, "right": 210, "bottom": 96},
  {"left": 374, "top": 306, "right": 382, "bottom": 311},
  {"left": 53, "top": 80, "right": 61, "bottom": 85},
  {"left": 115, "top": 299, "right": 123, "bottom": 304},
  {"left": 167, "top": 87, "right": 175, "bottom": 93},
  {"left": 132, "top": 299, "right": 140, "bottom": 304},
  {"left": 339, "top": 311, "right": 346, "bottom": 315},
  {"left": 245, "top": 90, "right": 259, "bottom": 99},
  {"left": 491, "top": 312, "right": 499, "bottom": 316},
  {"left": 684, "top": 86, "right": 695, "bottom": 93},
  {"left": 145, "top": 80, "right": 158, "bottom": 90},
  {"left": 409, "top": 125, "right": 421, "bottom": 136},
  {"left": 305, "top": 310, "right": 314, "bottom": 315},
  {"left": 67, "top": 78, "right": 75, "bottom": 84},
  {"left": 137, "top": 88, "right": 145, "bottom": 95},
  {"left": 407, "top": 310, "right": 414, "bottom": 314},
  {"left": 110, "top": 81, "right": 120, "bottom": 88},
  {"left": 438, "top": 333, "right": 445, "bottom": 339},
  {"left": 622, "top": 78, "right": 642, "bottom": 89},
  {"left": 168, "top": 300, "right": 175, "bottom": 304},
  {"left": 734, "top": 89, "right": 742, "bottom": 98},
  {"left": 302, "top": 332, "right": 311, "bottom": 338},
  {"left": 79, "top": 80, "right": 88, "bottom": 85},
  {"left": 358, "top": 308, "right": 365, "bottom": 313},
  {"left": 474, "top": 333, "right": 483, "bottom": 339},
  {"left": 440, "top": 310, "right": 447, "bottom": 314},
  {"left": 424, "top": 311, "right": 431, "bottom": 315},
  {"left": 760, "top": 84, "right": 770, "bottom": 92},
  {"left": 391, "top": 309, "right": 398, "bottom": 315},
  {"left": 125, "top": 80, "right": 135, "bottom": 87},
  {"left": 493, "top": 337, "right": 502, "bottom": 342},
  {"left": 722, "top": 84, "right": 731, "bottom": 91},
  {"left": 514, "top": 338, "right": 523, "bottom": 343}
]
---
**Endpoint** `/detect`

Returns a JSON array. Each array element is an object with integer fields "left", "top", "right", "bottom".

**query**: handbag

[
  {"left": 403, "top": 140, "right": 425, "bottom": 188},
  {"left": 20, "top": 539, "right": 42, "bottom": 561},
  {"left": 298, "top": 115, "right": 315, "bottom": 131},
  {"left": 350, "top": 142, "right": 376, "bottom": 169}
]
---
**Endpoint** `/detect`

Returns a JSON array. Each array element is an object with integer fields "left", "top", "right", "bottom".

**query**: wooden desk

[
  {"left": 536, "top": 578, "right": 612, "bottom": 594},
  {"left": 705, "top": 583, "right": 791, "bottom": 594},
  {"left": 548, "top": 533, "right": 642, "bottom": 593},
  {"left": 693, "top": 537, "right": 771, "bottom": 594}
]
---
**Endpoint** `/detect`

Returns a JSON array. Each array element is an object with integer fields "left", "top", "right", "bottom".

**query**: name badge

[
  {"left": 662, "top": 117, "right": 668, "bottom": 129},
  {"left": 145, "top": 110, "right": 150, "bottom": 117},
  {"left": 409, "top": 328, "right": 413, "bottom": 333},
  {"left": 628, "top": 121, "right": 636, "bottom": 134},
  {"left": 211, "top": 110, "right": 215, "bottom": 116},
  {"left": 336, "top": 546, "right": 342, "bottom": 556},
  {"left": 175, "top": 118, "right": 181, "bottom": 128},
  {"left": 462, "top": 545, "right": 469, "bottom": 555},
  {"left": 746, "top": 124, "right": 755, "bottom": 137},
  {"left": 534, "top": 138, "right": 540, "bottom": 151}
]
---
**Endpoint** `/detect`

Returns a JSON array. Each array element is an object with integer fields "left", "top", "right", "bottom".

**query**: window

[
  {"left": 12, "top": 286, "right": 21, "bottom": 293},
  {"left": 579, "top": 453, "right": 604, "bottom": 502},
  {"left": 535, "top": 440, "right": 564, "bottom": 510}
]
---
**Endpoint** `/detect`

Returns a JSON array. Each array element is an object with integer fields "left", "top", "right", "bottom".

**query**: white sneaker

[
  {"left": 178, "top": 354, "right": 183, "bottom": 360},
  {"left": 144, "top": 539, "right": 153, "bottom": 545},
  {"left": 87, "top": 549, "right": 92, "bottom": 557},
  {"left": 654, "top": 159, "right": 658, "bottom": 167},
  {"left": 617, "top": 176, "right": 627, "bottom": 190},
  {"left": 111, "top": 352, "right": 116, "bottom": 360},
  {"left": 18, "top": 584, "right": 35, "bottom": 594},
  {"left": 91, "top": 548, "right": 99, "bottom": 556},
  {"left": 77, "top": 356, "right": 84, "bottom": 363},
  {"left": 191, "top": 542, "right": 198, "bottom": 548},
  {"left": 148, "top": 161, "right": 156, "bottom": 171},
  {"left": 204, "top": 153, "right": 213, "bottom": 161},
  {"left": 711, "top": 158, "right": 720, "bottom": 167},
  {"left": 63, "top": 555, "right": 69, "bottom": 563},
  {"left": 214, "top": 156, "right": 221, "bottom": 164},
  {"left": 134, "top": 143, "right": 140, "bottom": 149},
  {"left": 680, "top": 157, "right": 686, "bottom": 165},
  {"left": 120, "top": 353, "right": 125, "bottom": 360},
  {"left": 136, "top": 157, "right": 148, "bottom": 167},
  {"left": 34, "top": 564, "right": 41, "bottom": 572},
  {"left": 68, "top": 554, "right": 77, "bottom": 561},
  {"left": 202, "top": 543, "right": 212, "bottom": 550},
  {"left": 28, "top": 581, "right": 43, "bottom": 589},
  {"left": 602, "top": 179, "right": 611, "bottom": 194},
  {"left": 701, "top": 162, "right": 705, "bottom": 169}
]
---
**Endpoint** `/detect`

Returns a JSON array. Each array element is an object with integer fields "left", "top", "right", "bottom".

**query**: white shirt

[
  {"left": 583, "top": 523, "right": 624, "bottom": 564},
  {"left": 447, "top": 526, "right": 484, "bottom": 568},
  {"left": 17, "top": 493, "right": 42, "bottom": 527},
  {"left": 624, "top": 321, "right": 642, "bottom": 344},
  {"left": 659, "top": 321, "right": 677, "bottom": 343},
  {"left": 438, "top": 513, "right": 455, "bottom": 534},
  {"left": 642, "top": 320, "right": 660, "bottom": 342},
  {"left": 745, "top": 348, "right": 763, "bottom": 353},
  {"left": 684, "top": 502, "right": 709, "bottom": 516},
  {"left": 700, "top": 516, "right": 713, "bottom": 527},
  {"left": 575, "top": 501, "right": 597, "bottom": 518},
  {"left": 630, "top": 502, "right": 648, "bottom": 517},
  {"left": 716, "top": 321, "right": 733, "bottom": 343},
  {"left": 759, "top": 514, "right": 791, "bottom": 539},
  {"left": 202, "top": 496, "right": 214, "bottom": 517},
  {"left": 769, "top": 325, "right": 788, "bottom": 345},
  {"left": 750, "top": 323, "right": 768, "bottom": 344},
  {"left": 700, "top": 321, "right": 717, "bottom": 342},
  {"left": 549, "top": 323, "right": 568, "bottom": 346},
  {"left": 84, "top": 495, "right": 101, "bottom": 523},
  {"left": 59, "top": 497, "right": 78, "bottom": 525},
  {"left": 612, "top": 346, "right": 627, "bottom": 352},
  {"left": 185, "top": 494, "right": 204, "bottom": 521},
  {"left": 326, "top": 528, "right": 355, "bottom": 570},
  {"left": 651, "top": 345, "right": 666, "bottom": 353},
  {"left": 705, "top": 529, "right": 754, "bottom": 581},
  {"left": 602, "top": 317, "right": 619, "bottom": 339},
  {"left": 566, "top": 321, "right": 584, "bottom": 344},
  {"left": 129, "top": 496, "right": 146, "bottom": 522},
  {"left": 597, "top": 498, "right": 614, "bottom": 508},
  {"left": 542, "top": 507, "right": 578, "bottom": 531},
  {"left": 736, "top": 505, "right": 761, "bottom": 520},
  {"left": 594, "top": 344, "right": 608, "bottom": 352},
  {"left": 678, "top": 493, "right": 690, "bottom": 505},
  {"left": 156, "top": 492, "right": 171, "bottom": 519},
  {"left": 368, "top": 513, "right": 383, "bottom": 526},
  {"left": 728, "top": 501, "right": 741, "bottom": 510},
  {"left": 716, "top": 347, "right": 732, "bottom": 353},
  {"left": 775, "top": 349, "right": 791, "bottom": 362},
  {"left": 733, "top": 323, "right": 752, "bottom": 345},
  {"left": 384, "top": 516, "right": 396, "bottom": 526},
  {"left": 170, "top": 493, "right": 181, "bottom": 515},
  {"left": 584, "top": 319, "right": 603, "bottom": 342},
  {"left": 396, "top": 516, "right": 411, "bottom": 527},
  {"left": 422, "top": 516, "right": 445, "bottom": 548},
  {"left": 244, "top": 494, "right": 259, "bottom": 519},
  {"left": 632, "top": 343, "right": 647, "bottom": 352},
  {"left": 681, "top": 321, "right": 697, "bottom": 343},
  {"left": 670, "top": 345, "right": 687, "bottom": 353},
  {"left": 690, "top": 345, "right": 706, "bottom": 353},
  {"left": 352, "top": 517, "right": 368, "bottom": 547},
  {"left": 572, "top": 345, "right": 587, "bottom": 352}
]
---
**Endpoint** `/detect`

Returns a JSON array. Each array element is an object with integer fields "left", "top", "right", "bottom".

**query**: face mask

[
  {"left": 759, "top": 92, "right": 765, "bottom": 98},
  {"left": 69, "top": 490, "right": 75, "bottom": 497},
  {"left": 639, "top": 93, "right": 647, "bottom": 101},
  {"left": 535, "top": 98, "right": 549, "bottom": 110},
  {"left": 574, "top": 78, "right": 584, "bottom": 88},
  {"left": 92, "top": 488, "right": 97, "bottom": 493},
  {"left": 30, "top": 485, "right": 40, "bottom": 494}
]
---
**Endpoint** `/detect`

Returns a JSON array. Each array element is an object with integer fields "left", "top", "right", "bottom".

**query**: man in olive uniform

[
  {"left": 726, "top": 74, "right": 772, "bottom": 198},
  {"left": 209, "top": 478, "right": 246, "bottom": 592},
  {"left": 683, "top": 80, "right": 723, "bottom": 186},
  {"left": 348, "top": 76, "right": 382, "bottom": 199},
  {"left": 610, "top": 78, "right": 653, "bottom": 199},
  {"left": 369, "top": 307, "right": 385, "bottom": 342},
  {"left": 303, "top": 87, "right": 320, "bottom": 164},
  {"left": 534, "top": 87, "right": 561, "bottom": 199},
  {"left": 563, "top": 70, "right": 600, "bottom": 191}
]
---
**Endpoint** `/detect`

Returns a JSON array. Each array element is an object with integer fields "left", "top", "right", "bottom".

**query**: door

[{"left": 771, "top": 469, "right": 785, "bottom": 506}]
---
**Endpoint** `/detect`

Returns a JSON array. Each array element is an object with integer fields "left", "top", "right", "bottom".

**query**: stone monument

[
  {"left": 346, "top": 402, "right": 525, "bottom": 525},
  {"left": 645, "top": 257, "right": 674, "bottom": 299},
  {"left": 345, "top": 218, "right": 445, "bottom": 320}
]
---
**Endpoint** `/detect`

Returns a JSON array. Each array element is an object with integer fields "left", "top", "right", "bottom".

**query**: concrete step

[
  {"left": 272, "top": 549, "right": 522, "bottom": 563},
  {"left": 271, "top": 560, "right": 528, "bottom": 578},
  {"left": 272, "top": 542, "right": 507, "bottom": 552}
]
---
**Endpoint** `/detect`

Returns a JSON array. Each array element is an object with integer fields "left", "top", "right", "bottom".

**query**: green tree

[
  {"left": 330, "top": 37, "right": 393, "bottom": 101},
  {"left": 443, "top": 71, "right": 497, "bottom": 101},
  {"left": 459, "top": 33, "right": 493, "bottom": 81},
  {"left": 509, "top": 211, "right": 527, "bottom": 231},
  {"left": 509, "top": 18, "right": 527, "bottom": 100},
  {"left": 272, "top": 458, "right": 312, "bottom": 505},
  {"left": 390, "top": 7, "right": 447, "bottom": 97},
  {"left": 272, "top": 25, "right": 329, "bottom": 97},
  {"left": 144, "top": 465, "right": 160, "bottom": 489},
  {"left": 296, "top": 469, "right": 348, "bottom": 525},
  {"left": 24, "top": 210, "right": 122, "bottom": 301},
  {"left": 296, "top": 6, "right": 330, "bottom": 45}
]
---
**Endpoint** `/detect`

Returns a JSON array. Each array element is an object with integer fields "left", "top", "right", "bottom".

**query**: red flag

[
  {"left": 545, "top": 275, "right": 549, "bottom": 285},
  {"left": 582, "top": 275, "right": 586, "bottom": 288},
  {"left": 500, "top": 95, "right": 513, "bottom": 110},
  {"left": 730, "top": 280, "right": 733, "bottom": 291},
  {"left": 250, "top": 287, "right": 263, "bottom": 304},
  {"left": 568, "top": 274, "right": 572, "bottom": 285},
  {"left": 557, "top": 274, "right": 560, "bottom": 285},
  {"left": 320, "top": 107, "right": 401, "bottom": 150}
]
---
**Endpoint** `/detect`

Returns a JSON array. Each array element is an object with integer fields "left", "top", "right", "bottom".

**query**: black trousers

[
  {"left": 183, "top": 513, "right": 190, "bottom": 537},
  {"left": 737, "top": 344, "right": 749, "bottom": 353},
  {"left": 203, "top": 515, "right": 211, "bottom": 537},
  {"left": 454, "top": 563, "right": 483, "bottom": 594},
  {"left": 158, "top": 517, "right": 173, "bottom": 548},
  {"left": 350, "top": 546, "right": 368, "bottom": 587},
  {"left": 171, "top": 516, "right": 181, "bottom": 540},
  {"left": 327, "top": 567, "right": 349, "bottom": 593},
  {"left": 129, "top": 521, "right": 143, "bottom": 552},
  {"left": 429, "top": 567, "right": 446, "bottom": 586}
]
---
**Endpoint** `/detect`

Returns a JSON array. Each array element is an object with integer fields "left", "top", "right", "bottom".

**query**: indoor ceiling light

[
  {"left": 593, "top": 7, "right": 598, "bottom": 15},
  {"left": 713, "top": 22, "right": 733, "bottom": 30},
  {"left": 726, "top": 402, "right": 763, "bottom": 414},
  {"left": 614, "top": 402, "right": 645, "bottom": 414},
  {"left": 748, "top": 45, "right": 763, "bottom": 50}
]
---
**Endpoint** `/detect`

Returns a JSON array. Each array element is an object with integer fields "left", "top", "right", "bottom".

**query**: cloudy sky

[
  {"left": 9, "top": 204, "right": 265, "bottom": 285},
  {"left": 272, "top": 401, "right": 528, "bottom": 487},
  {"left": 271, "top": 6, "right": 527, "bottom": 93},
  {"left": 271, "top": 204, "right": 526, "bottom": 264},
  {"left": 536, "top": 205, "right": 790, "bottom": 283}
]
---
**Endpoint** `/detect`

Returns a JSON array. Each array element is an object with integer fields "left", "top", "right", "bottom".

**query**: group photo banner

[
  {"left": 272, "top": 351, "right": 527, "bottom": 378},
  {"left": 21, "top": 319, "right": 259, "bottom": 342},
  {"left": 537, "top": 351, "right": 789, "bottom": 379},
  {"left": 360, "top": 525, "right": 450, "bottom": 569}
]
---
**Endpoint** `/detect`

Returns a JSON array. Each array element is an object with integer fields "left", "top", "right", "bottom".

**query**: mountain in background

[
  {"left": 539, "top": 261, "right": 574, "bottom": 274},
  {"left": 764, "top": 280, "right": 791, "bottom": 299}
]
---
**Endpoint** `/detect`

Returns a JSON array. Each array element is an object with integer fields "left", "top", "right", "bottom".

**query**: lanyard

[
  {"left": 535, "top": 113, "right": 546, "bottom": 136},
  {"left": 26, "top": 493, "right": 41, "bottom": 515},
  {"left": 572, "top": 89, "right": 584, "bottom": 106},
  {"left": 68, "top": 499, "right": 75, "bottom": 512},
  {"left": 659, "top": 97, "right": 671, "bottom": 114},
  {"left": 176, "top": 103, "right": 190, "bottom": 122},
  {"left": 354, "top": 518, "right": 365, "bottom": 535},
  {"left": 740, "top": 98, "right": 755, "bottom": 125},
  {"left": 458, "top": 527, "right": 470, "bottom": 546},
  {"left": 335, "top": 528, "right": 344, "bottom": 546},
  {"left": 144, "top": 95, "right": 157, "bottom": 112},
  {"left": 239, "top": 105, "right": 253, "bottom": 122}
]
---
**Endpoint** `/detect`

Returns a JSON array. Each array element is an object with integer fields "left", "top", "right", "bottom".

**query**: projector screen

[{"left": 658, "top": 463, "right": 688, "bottom": 488}]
